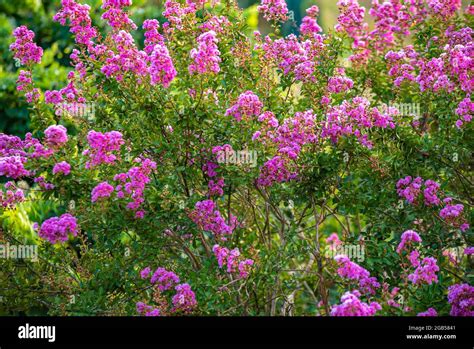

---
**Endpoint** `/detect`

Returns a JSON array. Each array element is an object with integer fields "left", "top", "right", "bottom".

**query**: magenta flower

[
  {"left": 408, "top": 257, "right": 439, "bottom": 285},
  {"left": 396, "top": 230, "right": 422, "bottom": 254},
  {"left": 53, "top": 161, "right": 71, "bottom": 176},
  {"left": 189, "top": 31, "right": 221, "bottom": 75},
  {"left": 331, "top": 290, "right": 381, "bottom": 316},
  {"left": 172, "top": 283, "right": 197, "bottom": 313},
  {"left": 83, "top": 130, "right": 124, "bottom": 168},
  {"left": 257, "top": 0, "right": 289, "bottom": 22},
  {"left": 149, "top": 42, "right": 177, "bottom": 88},
  {"left": 44, "top": 125, "right": 68, "bottom": 148},
  {"left": 37, "top": 213, "right": 78, "bottom": 244},
  {"left": 91, "top": 181, "right": 115, "bottom": 202},
  {"left": 225, "top": 91, "right": 263, "bottom": 122},
  {"left": 447, "top": 283, "right": 474, "bottom": 316},
  {"left": 9, "top": 26, "right": 43, "bottom": 65},
  {"left": 417, "top": 308, "right": 438, "bottom": 317}
]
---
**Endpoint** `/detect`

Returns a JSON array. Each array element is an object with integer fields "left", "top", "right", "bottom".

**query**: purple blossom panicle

[
  {"left": 91, "top": 181, "right": 115, "bottom": 202},
  {"left": 212, "top": 244, "right": 254, "bottom": 279},
  {"left": 37, "top": 213, "right": 78, "bottom": 244},
  {"left": 464, "top": 247, "right": 474, "bottom": 255},
  {"left": 150, "top": 267, "right": 180, "bottom": 291},
  {"left": 142, "top": 19, "right": 164, "bottom": 54},
  {"left": 172, "top": 283, "right": 197, "bottom": 313},
  {"left": 447, "top": 283, "right": 474, "bottom": 316},
  {"left": 136, "top": 301, "right": 161, "bottom": 316},
  {"left": 83, "top": 130, "right": 124, "bottom": 168},
  {"left": 0, "top": 182, "right": 25, "bottom": 209},
  {"left": 189, "top": 31, "right": 221, "bottom": 75},
  {"left": 0, "top": 156, "right": 30, "bottom": 179},
  {"left": 225, "top": 91, "right": 263, "bottom": 122},
  {"left": 189, "top": 200, "right": 237, "bottom": 239},
  {"left": 417, "top": 308, "right": 438, "bottom": 317},
  {"left": 334, "top": 255, "right": 380, "bottom": 295},
  {"left": 257, "top": 0, "right": 289, "bottom": 22},
  {"left": 331, "top": 290, "right": 381, "bottom": 316},
  {"left": 140, "top": 267, "right": 151, "bottom": 279},
  {"left": 113, "top": 158, "right": 157, "bottom": 217},
  {"left": 53, "top": 0, "right": 98, "bottom": 47},
  {"left": 9, "top": 26, "right": 43, "bottom": 65},
  {"left": 53, "top": 161, "right": 71, "bottom": 176},
  {"left": 44, "top": 125, "right": 68, "bottom": 148},
  {"left": 396, "top": 230, "right": 422, "bottom": 254},
  {"left": 408, "top": 257, "right": 439, "bottom": 285},
  {"left": 149, "top": 42, "right": 177, "bottom": 88}
]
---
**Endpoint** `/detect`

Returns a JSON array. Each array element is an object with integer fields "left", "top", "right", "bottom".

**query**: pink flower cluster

[
  {"left": 45, "top": 73, "right": 85, "bottom": 105},
  {"left": 0, "top": 156, "right": 30, "bottom": 179},
  {"left": 427, "top": 0, "right": 461, "bottom": 18},
  {"left": 142, "top": 19, "right": 164, "bottom": 55},
  {"left": 322, "top": 97, "right": 396, "bottom": 149},
  {"left": 396, "top": 230, "right": 439, "bottom": 286},
  {"left": 330, "top": 290, "right": 381, "bottom": 316},
  {"left": 455, "top": 96, "right": 473, "bottom": 129},
  {"left": 200, "top": 15, "right": 230, "bottom": 34},
  {"left": 53, "top": 0, "right": 98, "bottom": 48},
  {"left": 385, "top": 27, "right": 473, "bottom": 128},
  {"left": 368, "top": 0, "right": 419, "bottom": 52},
  {"left": 335, "top": 0, "right": 368, "bottom": 62},
  {"left": 52, "top": 161, "right": 71, "bottom": 176},
  {"left": 256, "top": 109, "right": 318, "bottom": 186},
  {"left": 138, "top": 267, "right": 197, "bottom": 315},
  {"left": 225, "top": 91, "right": 263, "bottom": 122},
  {"left": 149, "top": 42, "right": 177, "bottom": 88},
  {"left": 300, "top": 5, "right": 322, "bottom": 37},
  {"left": 34, "top": 176, "right": 55, "bottom": 191},
  {"left": 257, "top": 0, "right": 289, "bottom": 22},
  {"left": 396, "top": 230, "right": 422, "bottom": 254},
  {"left": 0, "top": 182, "right": 25, "bottom": 209},
  {"left": 44, "top": 125, "right": 69, "bottom": 148},
  {"left": 172, "top": 283, "right": 197, "bottom": 313},
  {"left": 149, "top": 267, "right": 180, "bottom": 291},
  {"left": 396, "top": 177, "right": 469, "bottom": 231},
  {"left": 208, "top": 177, "right": 224, "bottom": 197},
  {"left": 256, "top": 156, "right": 296, "bottom": 187},
  {"left": 396, "top": 176, "right": 441, "bottom": 206},
  {"left": 113, "top": 158, "right": 157, "bottom": 218},
  {"left": 101, "top": 0, "right": 137, "bottom": 30},
  {"left": 83, "top": 130, "right": 124, "bottom": 168},
  {"left": 162, "top": 0, "right": 196, "bottom": 31},
  {"left": 37, "top": 213, "right": 78, "bottom": 244},
  {"left": 189, "top": 200, "right": 237, "bottom": 239},
  {"left": 101, "top": 31, "right": 148, "bottom": 82},
  {"left": 9, "top": 26, "right": 43, "bottom": 66},
  {"left": 439, "top": 198, "right": 469, "bottom": 232},
  {"left": 447, "top": 283, "right": 474, "bottom": 316},
  {"left": 417, "top": 308, "right": 438, "bottom": 317},
  {"left": 189, "top": 31, "right": 221, "bottom": 75},
  {"left": 136, "top": 302, "right": 161, "bottom": 316},
  {"left": 212, "top": 244, "right": 254, "bottom": 279},
  {"left": 16, "top": 70, "right": 39, "bottom": 103},
  {"left": 327, "top": 74, "right": 354, "bottom": 94},
  {"left": 334, "top": 255, "right": 380, "bottom": 295},
  {"left": 259, "top": 34, "right": 323, "bottom": 83},
  {"left": 91, "top": 181, "right": 115, "bottom": 202},
  {"left": 326, "top": 233, "right": 342, "bottom": 250},
  {"left": 408, "top": 257, "right": 439, "bottom": 285}
]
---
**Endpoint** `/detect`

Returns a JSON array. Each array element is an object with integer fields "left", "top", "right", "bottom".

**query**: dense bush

[{"left": 0, "top": 0, "right": 472, "bottom": 316}]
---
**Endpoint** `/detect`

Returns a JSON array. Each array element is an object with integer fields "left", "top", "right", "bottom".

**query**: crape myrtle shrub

[{"left": 0, "top": 0, "right": 473, "bottom": 316}]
